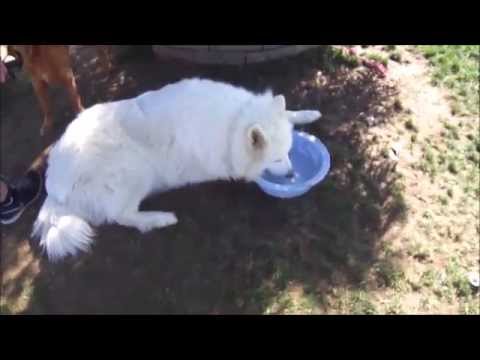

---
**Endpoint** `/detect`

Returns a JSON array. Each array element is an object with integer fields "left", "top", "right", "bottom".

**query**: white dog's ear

[
  {"left": 287, "top": 110, "right": 322, "bottom": 125},
  {"left": 247, "top": 124, "right": 268, "bottom": 152},
  {"left": 274, "top": 95, "right": 286, "bottom": 111}
]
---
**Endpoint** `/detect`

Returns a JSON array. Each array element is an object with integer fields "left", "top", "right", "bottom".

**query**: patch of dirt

[{"left": 357, "top": 46, "right": 479, "bottom": 314}]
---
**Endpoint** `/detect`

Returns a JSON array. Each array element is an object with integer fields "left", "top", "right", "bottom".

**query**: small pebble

[{"left": 467, "top": 272, "right": 479, "bottom": 288}]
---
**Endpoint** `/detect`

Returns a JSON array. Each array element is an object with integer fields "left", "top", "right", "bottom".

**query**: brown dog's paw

[{"left": 40, "top": 123, "right": 53, "bottom": 137}]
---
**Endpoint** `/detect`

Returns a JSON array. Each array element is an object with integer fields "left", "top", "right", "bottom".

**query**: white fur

[{"left": 32, "top": 78, "right": 321, "bottom": 261}]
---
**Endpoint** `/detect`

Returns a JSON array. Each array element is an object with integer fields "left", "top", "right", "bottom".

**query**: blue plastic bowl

[{"left": 255, "top": 131, "right": 331, "bottom": 199}]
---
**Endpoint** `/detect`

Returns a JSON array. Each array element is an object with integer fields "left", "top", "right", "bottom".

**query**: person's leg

[{"left": 0, "top": 145, "right": 51, "bottom": 225}]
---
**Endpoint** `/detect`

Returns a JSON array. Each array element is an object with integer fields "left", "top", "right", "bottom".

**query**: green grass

[
  {"left": 418, "top": 259, "right": 475, "bottom": 306},
  {"left": 386, "top": 296, "right": 405, "bottom": 314},
  {"left": 339, "top": 290, "right": 377, "bottom": 315},
  {"left": 445, "top": 259, "right": 473, "bottom": 298},
  {"left": 264, "top": 290, "right": 319, "bottom": 315},
  {"left": 419, "top": 117, "right": 479, "bottom": 200},
  {"left": 420, "top": 269, "right": 437, "bottom": 288},
  {"left": 327, "top": 47, "right": 360, "bottom": 69},
  {"left": 410, "top": 45, "right": 480, "bottom": 314},
  {"left": 418, "top": 46, "right": 480, "bottom": 114},
  {"left": 375, "top": 260, "right": 407, "bottom": 290},
  {"left": 461, "top": 296, "right": 480, "bottom": 314},
  {"left": 0, "top": 304, "right": 12, "bottom": 315},
  {"left": 419, "top": 148, "right": 438, "bottom": 181},
  {"left": 365, "top": 52, "right": 388, "bottom": 67}
]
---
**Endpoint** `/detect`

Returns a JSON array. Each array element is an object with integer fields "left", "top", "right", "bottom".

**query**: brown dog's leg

[
  {"left": 31, "top": 78, "right": 54, "bottom": 136},
  {"left": 29, "top": 144, "right": 53, "bottom": 177},
  {"left": 98, "top": 45, "right": 113, "bottom": 71},
  {"left": 64, "top": 72, "right": 84, "bottom": 114}
]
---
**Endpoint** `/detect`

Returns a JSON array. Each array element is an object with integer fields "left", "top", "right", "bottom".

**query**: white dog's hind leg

[{"left": 115, "top": 210, "right": 178, "bottom": 234}]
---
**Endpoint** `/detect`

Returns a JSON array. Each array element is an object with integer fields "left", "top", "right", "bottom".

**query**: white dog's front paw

[
  {"left": 132, "top": 212, "right": 178, "bottom": 234},
  {"left": 304, "top": 110, "right": 322, "bottom": 121},
  {"left": 287, "top": 110, "right": 322, "bottom": 125},
  {"left": 157, "top": 212, "right": 178, "bottom": 227}
]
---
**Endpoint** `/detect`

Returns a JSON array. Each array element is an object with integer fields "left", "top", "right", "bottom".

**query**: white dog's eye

[{"left": 274, "top": 159, "right": 283, "bottom": 163}]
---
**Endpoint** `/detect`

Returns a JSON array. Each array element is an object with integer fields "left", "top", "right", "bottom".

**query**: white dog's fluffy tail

[{"left": 32, "top": 196, "right": 95, "bottom": 261}]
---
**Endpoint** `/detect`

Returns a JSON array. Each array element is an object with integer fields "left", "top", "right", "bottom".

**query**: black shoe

[{"left": 0, "top": 171, "right": 43, "bottom": 225}]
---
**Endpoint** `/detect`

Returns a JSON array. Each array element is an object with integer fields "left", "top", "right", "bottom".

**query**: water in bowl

[{"left": 262, "top": 134, "right": 322, "bottom": 186}]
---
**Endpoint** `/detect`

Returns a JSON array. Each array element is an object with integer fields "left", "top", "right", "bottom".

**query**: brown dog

[{"left": 6, "top": 45, "right": 84, "bottom": 136}]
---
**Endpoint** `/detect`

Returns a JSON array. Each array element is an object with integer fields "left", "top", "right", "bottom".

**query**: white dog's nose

[{"left": 286, "top": 169, "right": 295, "bottom": 178}]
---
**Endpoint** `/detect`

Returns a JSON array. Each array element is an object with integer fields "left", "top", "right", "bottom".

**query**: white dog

[{"left": 32, "top": 78, "right": 321, "bottom": 261}]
